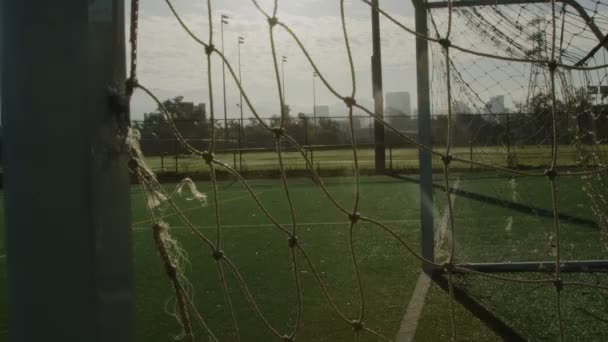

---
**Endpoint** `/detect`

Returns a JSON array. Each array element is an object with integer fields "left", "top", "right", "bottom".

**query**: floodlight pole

[
  {"left": 413, "top": 0, "right": 435, "bottom": 272},
  {"left": 371, "top": 0, "right": 386, "bottom": 174},
  {"left": 312, "top": 72, "right": 318, "bottom": 122},
  {"left": 2, "top": 1, "right": 133, "bottom": 341},
  {"left": 221, "top": 14, "right": 229, "bottom": 141},
  {"left": 238, "top": 36, "right": 245, "bottom": 145},
  {"left": 282, "top": 56, "right": 287, "bottom": 111}
]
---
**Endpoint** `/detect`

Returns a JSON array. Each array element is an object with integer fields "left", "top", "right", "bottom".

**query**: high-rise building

[
  {"left": 385, "top": 91, "right": 412, "bottom": 131},
  {"left": 314, "top": 105, "right": 330, "bottom": 117},
  {"left": 385, "top": 92, "right": 411, "bottom": 116}
]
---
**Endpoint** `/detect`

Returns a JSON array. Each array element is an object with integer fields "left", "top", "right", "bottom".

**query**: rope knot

[
  {"left": 205, "top": 44, "right": 215, "bottom": 55},
  {"left": 438, "top": 38, "right": 451, "bottom": 49},
  {"left": 351, "top": 320, "right": 364, "bottom": 331},
  {"left": 212, "top": 249, "right": 224, "bottom": 261},
  {"left": 126, "top": 77, "right": 138, "bottom": 96},
  {"left": 544, "top": 168, "right": 558, "bottom": 180},
  {"left": 268, "top": 17, "right": 278, "bottom": 27},
  {"left": 343, "top": 97, "right": 357, "bottom": 108},
  {"left": 548, "top": 60, "right": 558, "bottom": 73},
  {"left": 349, "top": 212, "right": 361, "bottom": 224},
  {"left": 287, "top": 235, "right": 298, "bottom": 248},
  {"left": 271, "top": 127, "right": 285, "bottom": 138},
  {"left": 553, "top": 278, "right": 563, "bottom": 292},
  {"left": 441, "top": 154, "right": 453, "bottom": 165},
  {"left": 282, "top": 335, "right": 294, "bottom": 342},
  {"left": 443, "top": 262, "right": 454, "bottom": 272},
  {"left": 152, "top": 223, "right": 165, "bottom": 234},
  {"left": 201, "top": 151, "right": 215, "bottom": 164}
]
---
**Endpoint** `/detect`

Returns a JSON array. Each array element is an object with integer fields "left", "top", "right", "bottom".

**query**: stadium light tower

[
  {"left": 238, "top": 36, "right": 245, "bottom": 131},
  {"left": 282, "top": 55, "right": 287, "bottom": 104},
  {"left": 312, "top": 71, "right": 318, "bottom": 122},
  {"left": 221, "top": 14, "right": 229, "bottom": 140}
]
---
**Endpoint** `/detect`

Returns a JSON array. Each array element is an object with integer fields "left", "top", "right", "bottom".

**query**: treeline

[{"left": 133, "top": 92, "right": 608, "bottom": 155}]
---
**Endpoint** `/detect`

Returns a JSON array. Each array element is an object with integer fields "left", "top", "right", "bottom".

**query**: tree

[{"left": 137, "top": 96, "right": 209, "bottom": 154}]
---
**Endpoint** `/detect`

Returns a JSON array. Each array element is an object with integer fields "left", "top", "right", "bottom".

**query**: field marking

[
  {"left": 132, "top": 219, "right": 417, "bottom": 232},
  {"left": 395, "top": 178, "right": 461, "bottom": 342}
]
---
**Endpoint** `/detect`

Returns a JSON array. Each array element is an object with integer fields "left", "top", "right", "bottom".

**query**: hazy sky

[{"left": 129, "top": 0, "right": 420, "bottom": 120}]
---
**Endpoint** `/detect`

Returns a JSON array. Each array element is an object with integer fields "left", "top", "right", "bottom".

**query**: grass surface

[
  {"left": 416, "top": 172, "right": 608, "bottom": 341},
  {"left": 130, "top": 176, "right": 430, "bottom": 341},
  {"left": 0, "top": 172, "right": 607, "bottom": 341},
  {"left": 142, "top": 144, "right": 608, "bottom": 174}
]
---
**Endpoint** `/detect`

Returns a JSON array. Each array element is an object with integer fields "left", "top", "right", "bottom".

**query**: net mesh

[{"left": 126, "top": 0, "right": 608, "bottom": 340}]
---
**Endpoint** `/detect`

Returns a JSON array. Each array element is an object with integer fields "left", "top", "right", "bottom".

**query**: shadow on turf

[
  {"left": 431, "top": 273, "right": 527, "bottom": 341},
  {"left": 388, "top": 173, "right": 598, "bottom": 229}
]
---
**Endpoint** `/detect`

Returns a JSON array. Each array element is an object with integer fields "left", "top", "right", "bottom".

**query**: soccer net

[{"left": 125, "top": 0, "right": 608, "bottom": 340}]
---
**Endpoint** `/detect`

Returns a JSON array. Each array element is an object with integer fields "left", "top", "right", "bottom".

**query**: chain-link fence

[{"left": 132, "top": 110, "right": 608, "bottom": 174}]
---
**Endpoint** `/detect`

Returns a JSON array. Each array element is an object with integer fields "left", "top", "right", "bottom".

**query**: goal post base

[{"left": 435, "top": 260, "right": 608, "bottom": 273}]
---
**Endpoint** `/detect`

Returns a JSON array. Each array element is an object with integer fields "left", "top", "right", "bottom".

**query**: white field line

[
  {"left": 132, "top": 219, "right": 418, "bottom": 232},
  {"left": 395, "top": 178, "right": 461, "bottom": 342}
]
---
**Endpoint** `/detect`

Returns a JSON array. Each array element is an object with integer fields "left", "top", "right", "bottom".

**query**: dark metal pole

[
  {"left": 237, "top": 106, "right": 243, "bottom": 170},
  {"left": 303, "top": 116, "right": 309, "bottom": 146},
  {"left": 415, "top": 1, "right": 435, "bottom": 272},
  {"left": 389, "top": 144, "right": 393, "bottom": 170},
  {"left": 282, "top": 56, "right": 287, "bottom": 108},
  {"left": 506, "top": 112, "right": 511, "bottom": 155},
  {"left": 469, "top": 138, "right": 473, "bottom": 170},
  {"left": 239, "top": 149, "right": 243, "bottom": 171},
  {"left": 312, "top": 73, "right": 318, "bottom": 144},
  {"left": 221, "top": 15, "right": 228, "bottom": 140},
  {"left": 238, "top": 37, "right": 244, "bottom": 169},
  {"left": 2, "top": 0, "right": 133, "bottom": 340},
  {"left": 175, "top": 139, "right": 179, "bottom": 173},
  {"left": 453, "top": 260, "right": 608, "bottom": 273},
  {"left": 313, "top": 73, "right": 317, "bottom": 122},
  {"left": 371, "top": 0, "right": 386, "bottom": 174}
]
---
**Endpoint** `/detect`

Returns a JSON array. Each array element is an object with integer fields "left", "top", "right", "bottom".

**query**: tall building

[
  {"left": 385, "top": 92, "right": 411, "bottom": 116},
  {"left": 385, "top": 91, "right": 411, "bottom": 131},
  {"left": 314, "top": 105, "right": 330, "bottom": 117},
  {"left": 486, "top": 95, "right": 505, "bottom": 113}
]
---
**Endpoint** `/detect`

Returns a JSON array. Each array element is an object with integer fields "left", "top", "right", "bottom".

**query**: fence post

[
  {"left": 389, "top": 144, "right": 393, "bottom": 171},
  {"left": 175, "top": 138, "right": 179, "bottom": 173},
  {"left": 2, "top": 0, "right": 133, "bottom": 340},
  {"left": 161, "top": 152, "right": 165, "bottom": 172},
  {"left": 233, "top": 150, "right": 237, "bottom": 169},
  {"left": 303, "top": 116, "right": 309, "bottom": 146},
  {"left": 239, "top": 150, "right": 243, "bottom": 171},
  {"left": 469, "top": 139, "right": 473, "bottom": 171},
  {"left": 507, "top": 112, "right": 511, "bottom": 155}
]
